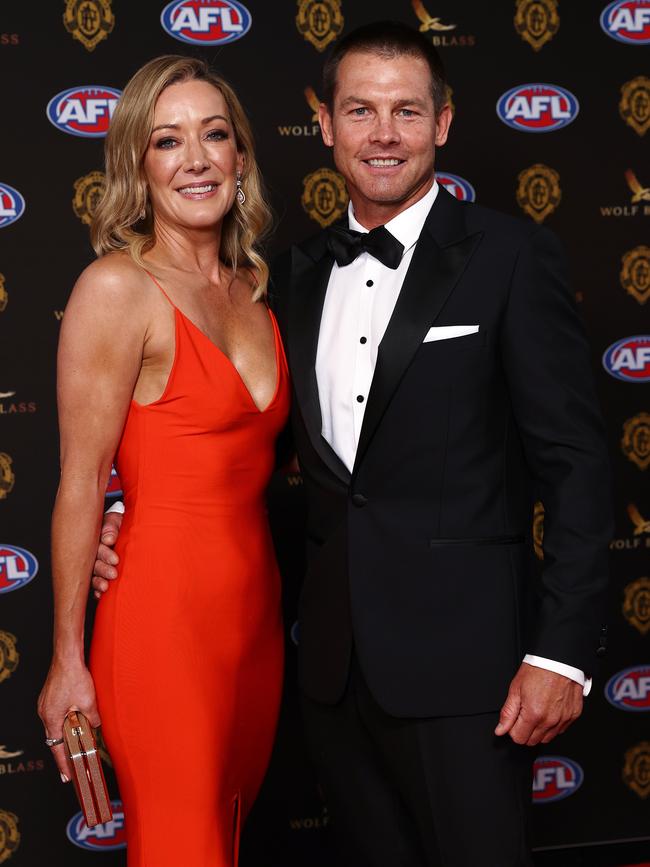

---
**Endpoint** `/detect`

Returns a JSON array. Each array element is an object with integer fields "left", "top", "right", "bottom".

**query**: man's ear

[
  {"left": 318, "top": 103, "right": 334, "bottom": 147},
  {"left": 435, "top": 103, "right": 453, "bottom": 147}
]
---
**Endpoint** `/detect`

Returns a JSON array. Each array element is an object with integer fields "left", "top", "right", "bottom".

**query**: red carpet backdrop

[{"left": 0, "top": 1, "right": 649, "bottom": 864}]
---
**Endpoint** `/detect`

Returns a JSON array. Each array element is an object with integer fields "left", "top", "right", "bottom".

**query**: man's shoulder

[{"left": 459, "top": 199, "right": 542, "bottom": 244}]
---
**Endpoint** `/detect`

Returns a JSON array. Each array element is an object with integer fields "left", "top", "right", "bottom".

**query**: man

[{"left": 94, "top": 22, "right": 612, "bottom": 867}]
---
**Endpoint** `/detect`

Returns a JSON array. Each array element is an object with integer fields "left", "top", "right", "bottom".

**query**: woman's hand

[{"left": 37, "top": 660, "right": 101, "bottom": 783}]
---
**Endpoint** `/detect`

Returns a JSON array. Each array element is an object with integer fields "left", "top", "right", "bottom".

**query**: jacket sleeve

[{"left": 500, "top": 226, "right": 613, "bottom": 674}]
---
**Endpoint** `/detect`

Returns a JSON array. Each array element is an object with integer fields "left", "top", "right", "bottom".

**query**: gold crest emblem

[
  {"left": 623, "top": 577, "right": 650, "bottom": 636},
  {"left": 0, "top": 810, "right": 20, "bottom": 864},
  {"left": 0, "top": 631, "right": 19, "bottom": 685},
  {"left": 619, "top": 76, "right": 650, "bottom": 137},
  {"left": 63, "top": 0, "right": 114, "bottom": 52},
  {"left": 0, "top": 453, "right": 14, "bottom": 500},
  {"left": 0, "top": 275, "right": 7, "bottom": 313},
  {"left": 296, "top": 0, "right": 343, "bottom": 53},
  {"left": 621, "top": 246, "right": 650, "bottom": 305},
  {"left": 304, "top": 86, "right": 321, "bottom": 122},
  {"left": 622, "top": 413, "right": 650, "bottom": 471},
  {"left": 411, "top": 1, "right": 456, "bottom": 32},
  {"left": 625, "top": 168, "right": 650, "bottom": 203},
  {"left": 622, "top": 742, "right": 650, "bottom": 799},
  {"left": 302, "top": 167, "right": 348, "bottom": 228},
  {"left": 514, "top": 0, "right": 559, "bottom": 51},
  {"left": 72, "top": 171, "right": 106, "bottom": 226},
  {"left": 532, "top": 500, "right": 544, "bottom": 560},
  {"left": 516, "top": 164, "right": 561, "bottom": 224},
  {"left": 628, "top": 503, "right": 650, "bottom": 536}
]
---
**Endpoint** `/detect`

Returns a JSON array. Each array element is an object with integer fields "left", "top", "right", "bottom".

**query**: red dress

[{"left": 90, "top": 273, "right": 289, "bottom": 866}]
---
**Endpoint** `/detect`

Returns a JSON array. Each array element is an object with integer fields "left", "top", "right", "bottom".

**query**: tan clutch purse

[{"left": 63, "top": 710, "right": 113, "bottom": 827}]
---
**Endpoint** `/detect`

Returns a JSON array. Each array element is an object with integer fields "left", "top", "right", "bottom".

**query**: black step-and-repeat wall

[{"left": 1, "top": 1, "right": 649, "bottom": 864}]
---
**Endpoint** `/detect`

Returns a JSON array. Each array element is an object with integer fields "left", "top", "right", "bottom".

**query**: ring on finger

[{"left": 45, "top": 737, "right": 64, "bottom": 747}]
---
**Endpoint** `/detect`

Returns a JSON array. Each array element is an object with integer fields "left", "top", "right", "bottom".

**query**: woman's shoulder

[{"left": 71, "top": 252, "right": 151, "bottom": 312}]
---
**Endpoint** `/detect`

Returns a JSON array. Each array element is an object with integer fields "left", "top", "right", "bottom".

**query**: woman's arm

[{"left": 38, "top": 255, "right": 149, "bottom": 781}]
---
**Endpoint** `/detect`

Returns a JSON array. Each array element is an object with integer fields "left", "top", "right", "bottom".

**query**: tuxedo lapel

[
  {"left": 287, "top": 239, "right": 351, "bottom": 484},
  {"left": 353, "top": 190, "right": 483, "bottom": 474}
]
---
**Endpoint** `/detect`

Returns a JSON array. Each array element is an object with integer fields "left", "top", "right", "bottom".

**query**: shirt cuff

[
  {"left": 523, "top": 654, "right": 592, "bottom": 697},
  {"left": 105, "top": 500, "right": 125, "bottom": 515}
]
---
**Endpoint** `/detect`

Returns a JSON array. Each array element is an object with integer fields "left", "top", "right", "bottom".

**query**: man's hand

[
  {"left": 91, "top": 511, "right": 122, "bottom": 599},
  {"left": 495, "top": 662, "right": 583, "bottom": 746}
]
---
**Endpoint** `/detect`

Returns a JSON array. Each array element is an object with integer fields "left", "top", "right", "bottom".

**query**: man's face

[{"left": 319, "top": 51, "right": 452, "bottom": 222}]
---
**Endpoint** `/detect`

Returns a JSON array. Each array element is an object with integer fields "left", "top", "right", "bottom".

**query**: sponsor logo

[
  {"left": 0, "top": 389, "right": 37, "bottom": 415},
  {"left": 161, "top": 0, "right": 251, "bottom": 46},
  {"left": 66, "top": 800, "right": 126, "bottom": 850},
  {"left": 277, "top": 86, "right": 321, "bottom": 138},
  {"left": 606, "top": 665, "right": 650, "bottom": 711},
  {"left": 436, "top": 173, "right": 476, "bottom": 202},
  {"left": 497, "top": 84, "right": 579, "bottom": 132},
  {"left": 621, "top": 246, "right": 650, "bottom": 304},
  {"left": 533, "top": 500, "right": 544, "bottom": 560},
  {"left": 602, "top": 335, "right": 650, "bottom": 382},
  {"left": 0, "top": 546, "right": 38, "bottom": 595},
  {"left": 532, "top": 756, "right": 584, "bottom": 802},
  {"left": 0, "top": 34, "right": 19, "bottom": 46},
  {"left": 601, "top": 1, "right": 650, "bottom": 44},
  {"left": 623, "top": 577, "right": 650, "bottom": 634},
  {"left": 610, "top": 504, "right": 650, "bottom": 551},
  {"left": 0, "top": 810, "right": 20, "bottom": 863},
  {"left": 0, "top": 184, "right": 25, "bottom": 229},
  {"left": 0, "top": 744, "right": 45, "bottom": 776},
  {"left": 411, "top": 0, "right": 476, "bottom": 47},
  {"left": 622, "top": 413, "right": 650, "bottom": 470},
  {"left": 620, "top": 76, "right": 650, "bottom": 136},
  {"left": 72, "top": 171, "right": 105, "bottom": 225},
  {"left": 0, "top": 454, "right": 14, "bottom": 500},
  {"left": 0, "top": 632, "right": 19, "bottom": 685},
  {"left": 106, "top": 466, "right": 122, "bottom": 499},
  {"left": 622, "top": 742, "right": 650, "bottom": 798},
  {"left": 302, "top": 167, "right": 348, "bottom": 228},
  {"left": 63, "top": 0, "right": 115, "bottom": 51},
  {"left": 600, "top": 169, "right": 650, "bottom": 217},
  {"left": 289, "top": 805, "right": 330, "bottom": 830},
  {"left": 0, "top": 276, "right": 7, "bottom": 313},
  {"left": 46, "top": 86, "right": 121, "bottom": 138},
  {"left": 516, "top": 164, "right": 561, "bottom": 223},
  {"left": 296, "top": 0, "right": 343, "bottom": 52},
  {"left": 514, "top": 0, "right": 560, "bottom": 51}
]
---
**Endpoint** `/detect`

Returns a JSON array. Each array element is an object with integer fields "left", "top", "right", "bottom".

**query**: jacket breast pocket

[{"left": 419, "top": 328, "right": 487, "bottom": 353}]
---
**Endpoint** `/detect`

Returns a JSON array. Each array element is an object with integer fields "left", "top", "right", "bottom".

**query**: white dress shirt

[{"left": 314, "top": 181, "right": 590, "bottom": 696}]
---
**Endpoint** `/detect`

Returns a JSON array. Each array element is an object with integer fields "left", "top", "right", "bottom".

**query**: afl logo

[
  {"left": 601, "top": 1, "right": 650, "bottom": 44},
  {"left": 602, "top": 335, "right": 650, "bottom": 382},
  {"left": 605, "top": 665, "right": 650, "bottom": 711},
  {"left": 497, "top": 84, "right": 579, "bottom": 132},
  {"left": 532, "top": 756, "right": 584, "bottom": 803},
  {"left": 436, "top": 173, "right": 476, "bottom": 202},
  {"left": 0, "top": 183, "right": 25, "bottom": 229},
  {"left": 66, "top": 800, "right": 126, "bottom": 850},
  {"left": 0, "top": 545, "right": 38, "bottom": 595},
  {"left": 106, "top": 466, "right": 123, "bottom": 498},
  {"left": 46, "top": 86, "right": 121, "bottom": 138},
  {"left": 161, "top": 0, "right": 251, "bottom": 45}
]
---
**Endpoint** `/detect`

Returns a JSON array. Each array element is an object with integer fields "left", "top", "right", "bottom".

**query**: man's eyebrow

[
  {"left": 151, "top": 114, "right": 229, "bottom": 133},
  {"left": 338, "top": 96, "right": 429, "bottom": 109}
]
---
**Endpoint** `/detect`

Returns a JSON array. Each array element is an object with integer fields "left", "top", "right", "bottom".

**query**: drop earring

[{"left": 236, "top": 172, "right": 246, "bottom": 205}]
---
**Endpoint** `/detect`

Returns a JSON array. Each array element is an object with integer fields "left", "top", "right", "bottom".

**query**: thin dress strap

[{"left": 142, "top": 268, "right": 177, "bottom": 309}]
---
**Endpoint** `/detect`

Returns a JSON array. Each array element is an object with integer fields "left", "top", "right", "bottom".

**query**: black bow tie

[{"left": 326, "top": 224, "right": 405, "bottom": 270}]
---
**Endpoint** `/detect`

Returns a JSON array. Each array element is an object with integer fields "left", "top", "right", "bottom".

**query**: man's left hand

[{"left": 494, "top": 662, "right": 583, "bottom": 746}]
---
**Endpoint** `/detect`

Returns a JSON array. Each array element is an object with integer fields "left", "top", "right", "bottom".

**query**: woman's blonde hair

[{"left": 91, "top": 55, "right": 272, "bottom": 299}]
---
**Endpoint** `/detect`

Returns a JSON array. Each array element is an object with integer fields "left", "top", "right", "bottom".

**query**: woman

[{"left": 37, "top": 56, "right": 289, "bottom": 866}]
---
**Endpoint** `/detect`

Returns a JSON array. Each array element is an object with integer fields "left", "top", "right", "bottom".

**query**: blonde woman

[{"left": 38, "top": 56, "right": 289, "bottom": 866}]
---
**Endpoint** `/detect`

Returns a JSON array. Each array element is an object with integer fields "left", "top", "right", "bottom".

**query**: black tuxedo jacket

[{"left": 271, "top": 188, "right": 612, "bottom": 718}]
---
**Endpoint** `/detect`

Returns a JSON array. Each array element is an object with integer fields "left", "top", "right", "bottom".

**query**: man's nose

[{"left": 369, "top": 113, "right": 400, "bottom": 144}]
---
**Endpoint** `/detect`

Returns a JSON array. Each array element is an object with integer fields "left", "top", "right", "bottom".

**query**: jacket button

[
  {"left": 351, "top": 493, "right": 368, "bottom": 507},
  {"left": 596, "top": 645, "right": 607, "bottom": 658}
]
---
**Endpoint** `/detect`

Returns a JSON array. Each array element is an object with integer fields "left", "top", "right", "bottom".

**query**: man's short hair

[{"left": 322, "top": 20, "right": 447, "bottom": 113}]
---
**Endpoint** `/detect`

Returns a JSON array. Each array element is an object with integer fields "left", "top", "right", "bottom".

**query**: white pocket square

[{"left": 423, "top": 325, "right": 479, "bottom": 343}]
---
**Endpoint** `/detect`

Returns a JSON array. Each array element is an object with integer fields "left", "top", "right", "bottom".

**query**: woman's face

[{"left": 143, "top": 79, "right": 243, "bottom": 234}]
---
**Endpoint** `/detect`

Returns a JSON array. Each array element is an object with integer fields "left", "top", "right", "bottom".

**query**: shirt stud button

[
  {"left": 360, "top": 336, "right": 367, "bottom": 344},
  {"left": 356, "top": 395, "right": 364, "bottom": 403},
  {"left": 366, "top": 279, "right": 374, "bottom": 287}
]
